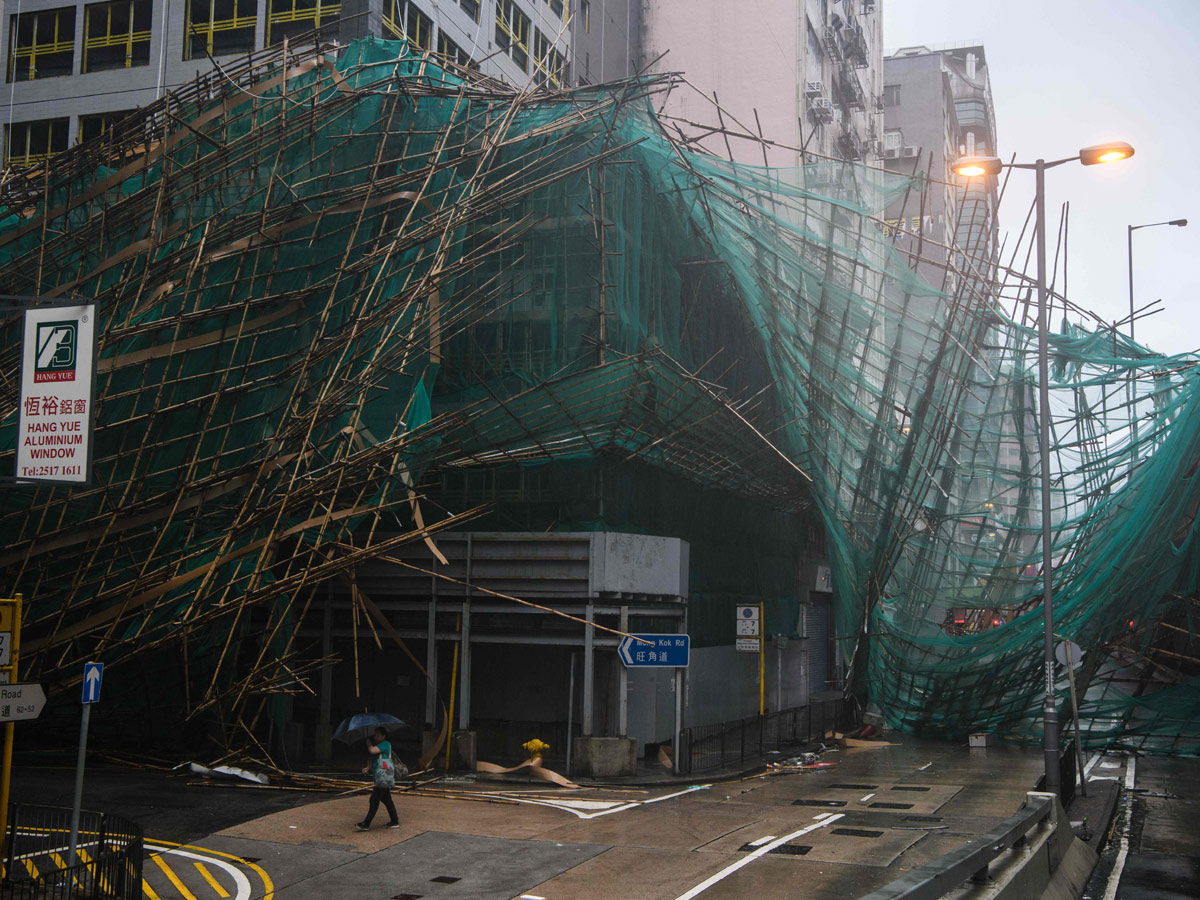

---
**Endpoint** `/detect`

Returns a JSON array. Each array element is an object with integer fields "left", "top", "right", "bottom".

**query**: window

[
  {"left": 268, "top": 0, "right": 341, "bottom": 46},
  {"left": 883, "top": 130, "right": 901, "bottom": 152},
  {"left": 6, "top": 118, "right": 69, "bottom": 166},
  {"left": 83, "top": 1, "right": 151, "bottom": 72},
  {"left": 7, "top": 7, "right": 75, "bottom": 82},
  {"left": 532, "top": 29, "right": 564, "bottom": 87},
  {"left": 384, "top": 0, "right": 433, "bottom": 51},
  {"left": 458, "top": 0, "right": 480, "bottom": 23},
  {"left": 437, "top": 31, "right": 476, "bottom": 68},
  {"left": 581, "top": 0, "right": 589, "bottom": 32},
  {"left": 546, "top": 0, "right": 565, "bottom": 20},
  {"left": 495, "top": 0, "right": 529, "bottom": 72},
  {"left": 79, "top": 109, "right": 135, "bottom": 143},
  {"left": 883, "top": 83, "right": 900, "bottom": 108},
  {"left": 185, "top": 0, "right": 257, "bottom": 59}
]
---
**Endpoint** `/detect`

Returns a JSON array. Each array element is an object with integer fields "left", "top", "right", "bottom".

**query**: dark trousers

[{"left": 362, "top": 786, "right": 398, "bottom": 825}]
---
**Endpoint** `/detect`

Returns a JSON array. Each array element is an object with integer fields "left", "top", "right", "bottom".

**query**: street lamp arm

[
  {"left": 1009, "top": 156, "right": 1079, "bottom": 171},
  {"left": 1130, "top": 219, "right": 1189, "bottom": 231}
]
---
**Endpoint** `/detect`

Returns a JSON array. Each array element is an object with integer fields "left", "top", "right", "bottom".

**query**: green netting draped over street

[{"left": 0, "top": 36, "right": 1196, "bottom": 755}]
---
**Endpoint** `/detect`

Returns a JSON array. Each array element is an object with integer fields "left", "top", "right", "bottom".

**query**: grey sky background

[{"left": 883, "top": 0, "right": 1200, "bottom": 356}]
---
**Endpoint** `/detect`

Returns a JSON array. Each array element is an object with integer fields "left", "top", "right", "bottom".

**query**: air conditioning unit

[
  {"left": 902, "top": 146, "right": 919, "bottom": 157},
  {"left": 883, "top": 147, "right": 900, "bottom": 159},
  {"left": 808, "top": 96, "right": 835, "bottom": 122},
  {"left": 805, "top": 81, "right": 824, "bottom": 97}
]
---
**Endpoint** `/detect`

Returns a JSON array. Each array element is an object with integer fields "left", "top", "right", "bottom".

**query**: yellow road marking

[
  {"left": 151, "top": 853, "right": 200, "bottom": 900},
  {"left": 143, "top": 879, "right": 163, "bottom": 900},
  {"left": 22, "top": 858, "right": 38, "bottom": 878},
  {"left": 194, "top": 861, "right": 231, "bottom": 898},
  {"left": 78, "top": 847, "right": 113, "bottom": 894},
  {"left": 146, "top": 839, "right": 273, "bottom": 900}
]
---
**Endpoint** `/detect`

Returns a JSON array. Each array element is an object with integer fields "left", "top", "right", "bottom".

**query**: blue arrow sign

[
  {"left": 81, "top": 661, "right": 103, "bottom": 704},
  {"left": 618, "top": 634, "right": 689, "bottom": 668}
]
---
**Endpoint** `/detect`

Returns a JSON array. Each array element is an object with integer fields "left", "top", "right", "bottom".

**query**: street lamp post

[
  {"left": 1126, "top": 218, "right": 1186, "bottom": 465},
  {"left": 952, "top": 142, "right": 1134, "bottom": 799},
  {"left": 1128, "top": 219, "right": 1187, "bottom": 343}
]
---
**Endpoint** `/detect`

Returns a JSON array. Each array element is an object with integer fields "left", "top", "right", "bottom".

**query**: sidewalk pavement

[{"left": 200, "top": 733, "right": 1064, "bottom": 900}]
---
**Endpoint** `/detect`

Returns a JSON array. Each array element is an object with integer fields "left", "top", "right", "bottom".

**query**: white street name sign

[{"left": 0, "top": 683, "right": 46, "bottom": 721}]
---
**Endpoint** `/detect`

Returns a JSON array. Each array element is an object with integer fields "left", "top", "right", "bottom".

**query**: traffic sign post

[
  {"left": 736, "top": 605, "right": 765, "bottom": 714},
  {"left": 0, "top": 596, "right": 22, "bottom": 877},
  {"left": 618, "top": 634, "right": 690, "bottom": 668},
  {"left": 69, "top": 661, "right": 103, "bottom": 867}
]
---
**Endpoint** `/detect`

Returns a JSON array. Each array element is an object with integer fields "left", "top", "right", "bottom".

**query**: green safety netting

[{"left": 0, "top": 36, "right": 1196, "bottom": 753}]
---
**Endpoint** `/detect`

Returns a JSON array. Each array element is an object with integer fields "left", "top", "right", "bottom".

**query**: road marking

[
  {"left": 146, "top": 840, "right": 270, "bottom": 900},
  {"left": 194, "top": 861, "right": 232, "bottom": 898},
  {"left": 151, "top": 853, "right": 201, "bottom": 900},
  {"left": 498, "top": 784, "right": 711, "bottom": 819},
  {"left": 79, "top": 847, "right": 114, "bottom": 895},
  {"left": 1101, "top": 755, "right": 1136, "bottom": 900},
  {"left": 746, "top": 836, "right": 776, "bottom": 847},
  {"left": 860, "top": 793, "right": 875, "bottom": 802},
  {"left": 147, "top": 845, "right": 253, "bottom": 900},
  {"left": 672, "top": 814, "right": 844, "bottom": 900},
  {"left": 144, "top": 881, "right": 163, "bottom": 900}
]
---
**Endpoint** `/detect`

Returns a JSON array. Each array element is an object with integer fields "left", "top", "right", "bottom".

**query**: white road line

[
  {"left": 1083, "top": 752, "right": 1102, "bottom": 780},
  {"left": 672, "top": 815, "right": 844, "bottom": 900},
  {"left": 500, "top": 784, "right": 710, "bottom": 819},
  {"left": 146, "top": 844, "right": 251, "bottom": 900},
  {"left": 1101, "top": 755, "right": 1137, "bottom": 900},
  {"left": 860, "top": 793, "right": 875, "bottom": 802},
  {"left": 746, "top": 836, "right": 776, "bottom": 847}
]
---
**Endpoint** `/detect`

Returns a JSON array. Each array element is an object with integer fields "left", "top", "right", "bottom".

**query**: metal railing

[
  {"left": 857, "top": 792, "right": 1055, "bottom": 900},
  {"left": 2, "top": 804, "right": 143, "bottom": 899},
  {"left": 678, "top": 697, "right": 846, "bottom": 775}
]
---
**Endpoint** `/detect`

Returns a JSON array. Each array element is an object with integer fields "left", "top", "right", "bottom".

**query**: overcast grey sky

[{"left": 883, "top": 0, "right": 1200, "bottom": 356}]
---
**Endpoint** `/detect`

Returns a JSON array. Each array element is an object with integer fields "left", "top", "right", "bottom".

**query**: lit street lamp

[{"left": 952, "top": 141, "right": 1135, "bottom": 799}]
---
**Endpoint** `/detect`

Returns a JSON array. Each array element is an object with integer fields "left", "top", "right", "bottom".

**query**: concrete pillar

[
  {"left": 583, "top": 601, "right": 594, "bottom": 735},
  {"left": 459, "top": 599, "right": 471, "bottom": 728},
  {"left": 425, "top": 572, "right": 437, "bottom": 731},
  {"left": 459, "top": 535, "right": 472, "bottom": 728},
  {"left": 315, "top": 585, "right": 333, "bottom": 764},
  {"left": 618, "top": 605, "right": 628, "bottom": 736}
]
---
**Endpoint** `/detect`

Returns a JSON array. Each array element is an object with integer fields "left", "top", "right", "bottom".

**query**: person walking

[{"left": 356, "top": 726, "right": 400, "bottom": 830}]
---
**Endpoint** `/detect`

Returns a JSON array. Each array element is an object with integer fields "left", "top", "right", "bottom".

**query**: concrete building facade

[
  {"left": 881, "top": 43, "right": 999, "bottom": 295},
  {"left": 0, "top": 0, "right": 633, "bottom": 165},
  {"left": 640, "top": 0, "right": 884, "bottom": 167}
]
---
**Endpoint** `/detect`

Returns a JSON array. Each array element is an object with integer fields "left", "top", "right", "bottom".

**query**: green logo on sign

[{"left": 34, "top": 320, "right": 77, "bottom": 382}]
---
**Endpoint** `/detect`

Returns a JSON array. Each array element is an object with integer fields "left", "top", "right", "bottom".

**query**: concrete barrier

[{"left": 573, "top": 737, "right": 637, "bottom": 777}]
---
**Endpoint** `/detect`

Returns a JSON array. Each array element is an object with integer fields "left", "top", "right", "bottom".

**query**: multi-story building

[
  {"left": 0, "top": 0, "right": 635, "bottom": 166},
  {"left": 881, "top": 43, "right": 998, "bottom": 296},
  {"left": 639, "top": 0, "right": 884, "bottom": 167}
]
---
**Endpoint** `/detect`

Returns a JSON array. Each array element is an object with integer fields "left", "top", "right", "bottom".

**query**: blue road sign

[
  {"left": 81, "top": 661, "right": 103, "bottom": 704},
  {"left": 618, "top": 634, "right": 689, "bottom": 668}
]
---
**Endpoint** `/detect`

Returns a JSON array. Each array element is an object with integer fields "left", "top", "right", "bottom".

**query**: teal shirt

[{"left": 372, "top": 740, "right": 392, "bottom": 773}]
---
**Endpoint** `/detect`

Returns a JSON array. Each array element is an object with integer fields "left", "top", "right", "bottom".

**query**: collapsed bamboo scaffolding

[{"left": 1, "top": 31, "right": 1198, "bottom": 763}]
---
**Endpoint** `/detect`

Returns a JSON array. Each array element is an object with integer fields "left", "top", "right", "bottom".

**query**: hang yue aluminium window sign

[{"left": 16, "top": 304, "right": 97, "bottom": 485}]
